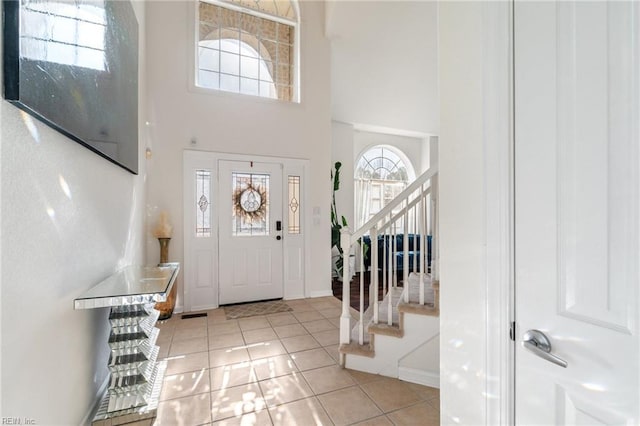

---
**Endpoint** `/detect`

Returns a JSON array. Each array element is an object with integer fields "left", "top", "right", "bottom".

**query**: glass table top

[{"left": 74, "top": 264, "right": 180, "bottom": 310}]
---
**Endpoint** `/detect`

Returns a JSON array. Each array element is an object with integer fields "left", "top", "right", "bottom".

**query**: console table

[{"left": 75, "top": 264, "right": 180, "bottom": 425}]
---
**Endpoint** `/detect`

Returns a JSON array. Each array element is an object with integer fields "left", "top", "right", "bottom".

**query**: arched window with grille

[
  {"left": 196, "top": 0, "right": 298, "bottom": 102},
  {"left": 354, "top": 145, "right": 415, "bottom": 229}
]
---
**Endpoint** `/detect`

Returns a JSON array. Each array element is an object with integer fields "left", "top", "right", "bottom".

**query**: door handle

[
  {"left": 522, "top": 329, "right": 568, "bottom": 368},
  {"left": 276, "top": 220, "right": 282, "bottom": 231}
]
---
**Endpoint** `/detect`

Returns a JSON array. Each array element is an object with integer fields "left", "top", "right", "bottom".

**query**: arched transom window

[
  {"left": 197, "top": 0, "right": 298, "bottom": 101},
  {"left": 355, "top": 146, "right": 415, "bottom": 228}
]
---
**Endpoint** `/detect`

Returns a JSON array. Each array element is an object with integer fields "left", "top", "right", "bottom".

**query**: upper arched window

[
  {"left": 355, "top": 146, "right": 415, "bottom": 228},
  {"left": 196, "top": 0, "right": 298, "bottom": 102}
]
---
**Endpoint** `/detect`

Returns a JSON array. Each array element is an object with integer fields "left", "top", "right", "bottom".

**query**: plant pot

[{"left": 332, "top": 246, "right": 356, "bottom": 281}]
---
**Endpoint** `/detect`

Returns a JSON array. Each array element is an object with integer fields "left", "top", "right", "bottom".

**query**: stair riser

[
  {"left": 398, "top": 367, "right": 440, "bottom": 389},
  {"left": 345, "top": 314, "right": 439, "bottom": 377}
]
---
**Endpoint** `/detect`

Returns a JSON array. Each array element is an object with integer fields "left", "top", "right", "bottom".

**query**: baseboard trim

[
  {"left": 309, "top": 290, "right": 334, "bottom": 298},
  {"left": 81, "top": 373, "right": 110, "bottom": 425},
  {"left": 186, "top": 304, "right": 218, "bottom": 313},
  {"left": 284, "top": 294, "right": 306, "bottom": 301},
  {"left": 398, "top": 366, "right": 440, "bottom": 389}
]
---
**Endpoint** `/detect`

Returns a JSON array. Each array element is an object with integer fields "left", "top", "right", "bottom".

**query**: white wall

[
  {"left": 331, "top": 121, "right": 355, "bottom": 230},
  {"left": 0, "top": 2, "right": 147, "bottom": 423},
  {"left": 144, "top": 1, "right": 332, "bottom": 305},
  {"left": 438, "top": 2, "right": 489, "bottom": 424},
  {"left": 329, "top": 1, "right": 439, "bottom": 135}
]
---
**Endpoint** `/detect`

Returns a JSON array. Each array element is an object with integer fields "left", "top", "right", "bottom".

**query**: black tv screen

[{"left": 3, "top": 0, "right": 139, "bottom": 174}]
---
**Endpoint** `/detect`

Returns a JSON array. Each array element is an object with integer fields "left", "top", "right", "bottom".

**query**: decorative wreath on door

[{"left": 233, "top": 182, "right": 268, "bottom": 222}]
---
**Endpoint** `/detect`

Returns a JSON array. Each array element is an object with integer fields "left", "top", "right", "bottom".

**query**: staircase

[{"left": 338, "top": 165, "right": 439, "bottom": 385}]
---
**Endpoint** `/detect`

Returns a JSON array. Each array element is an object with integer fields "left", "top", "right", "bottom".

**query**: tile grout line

[{"left": 157, "top": 298, "right": 437, "bottom": 425}]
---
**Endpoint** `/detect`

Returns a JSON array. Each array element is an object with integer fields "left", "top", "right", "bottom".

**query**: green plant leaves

[{"left": 333, "top": 161, "right": 342, "bottom": 192}]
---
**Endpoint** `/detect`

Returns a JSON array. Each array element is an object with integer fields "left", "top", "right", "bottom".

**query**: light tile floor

[{"left": 154, "top": 296, "right": 440, "bottom": 426}]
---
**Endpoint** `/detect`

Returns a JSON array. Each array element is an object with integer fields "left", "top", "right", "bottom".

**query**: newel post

[{"left": 339, "top": 227, "right": 352, "bottom": 346}]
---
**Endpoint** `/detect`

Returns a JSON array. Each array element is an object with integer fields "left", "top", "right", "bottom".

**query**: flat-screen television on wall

[{"left": 2, "top": 0, "right": 139, "bottom": 174}]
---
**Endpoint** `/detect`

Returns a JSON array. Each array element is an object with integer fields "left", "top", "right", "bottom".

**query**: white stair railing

[{"left": 340, "top": 166, "right": 438, "bottom": 346}]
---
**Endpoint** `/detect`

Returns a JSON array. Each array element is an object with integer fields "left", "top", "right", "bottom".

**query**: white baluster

[
  {"left": 387, "top": 221, "right": 392, "bottom": 293},
  {"left": 388, "top": 221, "right": 394, "bottom": 325},
  {"left": 403, "top": 204, "right": 409, "bottom": 303},
  {"left": 387, "top": 221, "right": 393, "bottom": 325},
  {"left": 371, "top": 226, "right": 379, "bottom": 324},
  {"left": 419, "top": 187, "right": 425, "bottom": 306},
  {"left": 339, "top": 227, "right": 352, "bottom": 345},
  {"left": 392, "top": 221, "right": 397, "bottom": 288},
  {"left": 413, "top": 201, "right": 418, "bottom": 273},
  {"left": 359, "top": 239, "right": 364, "bottom": 345},
  {"left": 382, "top": 226, "right": 387, "bottom": 297}
]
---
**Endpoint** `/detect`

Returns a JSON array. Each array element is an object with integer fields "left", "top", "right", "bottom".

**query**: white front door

[
  {"left": 218, "top": 160, "right": 284, "bottom": 305},
  {"left": 514, "top": 1, "right": 639, "bottom": 424}
]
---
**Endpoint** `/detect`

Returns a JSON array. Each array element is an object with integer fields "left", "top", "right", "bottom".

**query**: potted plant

[{"left": 331, "top": 162, "right": 348, "bottom": 278}]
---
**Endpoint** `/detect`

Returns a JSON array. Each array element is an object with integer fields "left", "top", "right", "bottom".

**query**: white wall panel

[
  {"left": 196, "top": 250, "right": 212, "bottom": 289},
  {"left": 258, "top": 248, "right": 272, "bottom": 284},
  {"left": 232, "top": 250, "right": 248, "bottom": 287},
  {"left": 556, "top": 2, "right": 637, "bottom": 333}
]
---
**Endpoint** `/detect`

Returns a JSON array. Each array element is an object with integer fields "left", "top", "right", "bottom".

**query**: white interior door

[
  {"left": 514, "top": 1, "right": 639, "bottom": 424},
  {"left": 218, "top": 160, "right": 284, "bottom": 305}
]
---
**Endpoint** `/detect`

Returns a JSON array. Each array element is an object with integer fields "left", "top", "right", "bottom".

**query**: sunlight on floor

[{"left": 153, "top": 296, "right": 439, "bottom": 425}]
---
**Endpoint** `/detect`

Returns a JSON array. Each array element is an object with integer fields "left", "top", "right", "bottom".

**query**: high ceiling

[{"left": 327, "top": 1, "right": 439, "bottom": 135}]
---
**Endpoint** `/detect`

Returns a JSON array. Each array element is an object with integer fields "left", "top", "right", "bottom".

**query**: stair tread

[
  {"left": 340, "top": 342, "right": 375, "bottom": 358},
  {"left": 368, "top": 322, "right": 403, "bottom": 337},
  {"left": 398, "top": 301, "right": 439, "bottom": 317}
]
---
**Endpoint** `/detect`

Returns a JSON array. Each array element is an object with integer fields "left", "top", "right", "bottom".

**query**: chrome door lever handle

[{"left": 522, "top": 329, "right": 568, "bottom": 368}]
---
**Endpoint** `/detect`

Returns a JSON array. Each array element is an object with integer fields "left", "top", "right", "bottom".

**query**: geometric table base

[
  {"left": 74, "top": 265, "right": 179, "bottom": 426},
  {"left": 92, "top": 304, "right": 166, "bottom": 425},
  {"left": 92, "top": 360, "right": 166, "bottom": 425}
]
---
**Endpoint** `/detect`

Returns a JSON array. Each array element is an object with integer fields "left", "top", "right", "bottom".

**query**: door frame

[
  {"left": 482, "top": 1, "right": 515, "bottom": 424},
  {"left": 183, "top": 150, "right": 311, "bottom": 311}
]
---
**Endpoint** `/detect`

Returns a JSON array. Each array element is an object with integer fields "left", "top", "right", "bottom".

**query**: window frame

[
  {"left": 354, "top": 145, "right": 416, "bottom": 229},
  {"left": 190, "top": 0, "right": 300, "bottom": 103}
]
